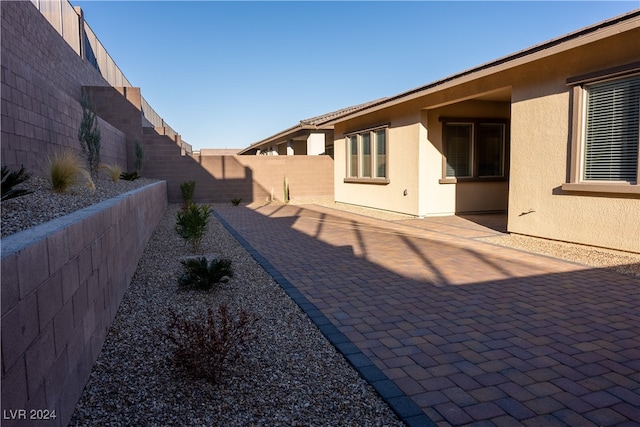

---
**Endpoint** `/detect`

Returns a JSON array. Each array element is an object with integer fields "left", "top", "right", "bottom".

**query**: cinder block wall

[
  {"left": 84, "top": 86, "right": 146, "bottom": 173},
  {"left": 1, "top": 181, "right": 167, "bottom": 427},
  {"left": 0, "top": 1, "right": 126, "bottom": 173},
  {"left": 233, "top": 155, "right": 335, "bottom": 203},
  {"left": 140, "top": 128, "right": 334, "bottom": 204}
]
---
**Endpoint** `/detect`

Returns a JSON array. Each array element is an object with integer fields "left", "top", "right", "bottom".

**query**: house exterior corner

[{"left": 330, "top": 11, "right": 640, "bottom": 253}]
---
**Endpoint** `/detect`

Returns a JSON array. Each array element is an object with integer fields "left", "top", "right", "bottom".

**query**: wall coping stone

[{"left": 1, "top": 181, "right": 166, "bottom": 257}]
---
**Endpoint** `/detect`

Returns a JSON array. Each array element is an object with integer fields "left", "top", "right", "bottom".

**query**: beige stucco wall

[
  {"left": 334, "top": 104, "right": 423, "bottom": 216},
  {"left": 507, "top": 29, "right": 640, "bottom": 253},
  {"left": 420, "top": 101, "right": 511, "bottom": 216},
  {"left": 334, "top": 97, "right": 511, "bottom": 217},
  {"left": 307, "top": 132, "right": 326, "bottom": 155},
  {"left": 333, "top": 24, "right": 639, "bottom": 251}
]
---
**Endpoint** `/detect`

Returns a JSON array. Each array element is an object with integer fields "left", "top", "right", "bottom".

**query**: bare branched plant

[{"left": 160, "top": 304, "right": 259, "bottom": 383}]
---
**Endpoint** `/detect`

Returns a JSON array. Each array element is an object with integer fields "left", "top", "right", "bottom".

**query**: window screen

[{"left": 584, "top": 75, "right": 640, "bottom": 182}]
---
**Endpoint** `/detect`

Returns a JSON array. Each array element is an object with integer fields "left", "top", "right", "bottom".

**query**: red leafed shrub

[{"left": 161, "top": 304, "right": 258, "bottom": 383}]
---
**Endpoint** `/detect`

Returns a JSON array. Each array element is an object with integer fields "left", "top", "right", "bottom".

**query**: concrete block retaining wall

[
  {"left": 1, "top": 1, "right": 126, "bottom": 173},
  {"left": 1, "top": 181, "right": 167, "bottom": 427},
  {"left": 141, "top": 128, "right": 334, "bottom": 204}
]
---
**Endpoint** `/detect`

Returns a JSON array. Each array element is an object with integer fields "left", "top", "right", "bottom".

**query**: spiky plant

[
  {"left": 120, "top": 171, "right": 140, "bottom": 181},
  {"left": 134, "top": 139, "right": 144, "bottom": 174},
  {"left": 78, "top": 93, "right": 101, "bottom": 179},
  {"left": 1, "top": 165, "right": 33, "bottom": 201},
  {"left": 178, "top": 257, "right": 233, "bottom": 290}
]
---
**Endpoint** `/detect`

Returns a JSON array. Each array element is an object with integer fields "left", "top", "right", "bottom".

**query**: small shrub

[
  {"left": 175, "top": 203, "right": 210, "bottom": 252},
  {"left": 1, "top": 165, "right": 33, "bottom": 201},
  {"left": 179, "top": 257, "right": 233, "bottom": 290},
  {"left": 120, "top": 171, "right": 140, "bottom": 181},
  {"left": 180, "top": 181, "right": 196, "bottom": 208},
  {"left": 46, "top": 150, "right": 94, "bottom": 193},
  {"left": 161, "top": 304, "right": 258, "bottom": 384},
  {"left": 231, "top": 197, "right": 242, "bottom": 206},
  {"left": 78, "top": 93, "right": 101, "bottom": 179},
  {"left": 100, "top": 163, "right": 122, "bottom": 182}
]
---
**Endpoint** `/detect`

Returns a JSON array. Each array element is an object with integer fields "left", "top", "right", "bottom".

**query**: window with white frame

[
  {"left": 564, "top": 66, "right": 640, "bottom": 194},
  {"left": 345, "top": 127, "right": 388, "bottom": 182},
  {"left": 443, "top": 120, "right": 506, "bottom": 179}
]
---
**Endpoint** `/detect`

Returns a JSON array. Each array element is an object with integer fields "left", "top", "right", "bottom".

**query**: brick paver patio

[{"left": 213, "top": 204, "right": 640, "bottom": 427}]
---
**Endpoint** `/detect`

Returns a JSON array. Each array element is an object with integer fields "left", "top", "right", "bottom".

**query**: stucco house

[
  {"left": 313, "top": 10, "right": 638, "bottom": 253},
  {"left": 238, "top": 100, "right": 385, "bottom": 156}
]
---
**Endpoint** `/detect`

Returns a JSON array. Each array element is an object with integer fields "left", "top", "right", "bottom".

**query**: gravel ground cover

[
  {"left": 1, "top": 175, "right": 156, "bottom": 237},
  {"left": 480, "top": 233, "right": 640, "bottom": 278},
  {"left": 69, "top": 203, "right": 404, "bottom": 426}
]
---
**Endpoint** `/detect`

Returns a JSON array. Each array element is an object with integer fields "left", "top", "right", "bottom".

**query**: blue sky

[{"left": 72, "top": 1, "right": 638, "bottom": 151}]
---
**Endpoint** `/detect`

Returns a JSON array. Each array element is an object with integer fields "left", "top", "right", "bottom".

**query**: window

[
  {"left": 345, "top": 126, "right": 388, "bottom": 183},
  {"left": 442, "top": 120, "right": 506, "bottom": 180},
  {"left": 445, "top": 124, "right": 472, "bottom": 177},
  {"left": 563, "top": 65, "right": 640, "bottom": 194},
  {"left": 583, "top": 75, "right": 639, "bottom": 182},
  {"left": 375, "top": 129, "right": 386, "bottom": 178},
  {"left": 348, "top": 136, "right": 358, "bottom": 178}
]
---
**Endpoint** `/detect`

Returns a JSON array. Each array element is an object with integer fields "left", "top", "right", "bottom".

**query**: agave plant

[
  {"left": 178, "top": 257, "right": 233, "bottom": 290},
  {"left": 1, "top": 165, "right": 33, "bottom": 201},
  {"left": 120, "top": 171, "right": 140, "bottom": 181}
]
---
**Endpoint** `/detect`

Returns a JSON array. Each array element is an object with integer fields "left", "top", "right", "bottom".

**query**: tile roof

[
  {"left": 299, "top": 98, "right": 388, "bottom": 126},
  {"left": 238, "top": 98, "right": 387, "bottom": 153}
]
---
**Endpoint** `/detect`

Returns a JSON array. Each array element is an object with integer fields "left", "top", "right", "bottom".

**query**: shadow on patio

[{"left": 213, "top": 203, "right": 639, "bottom": 427}]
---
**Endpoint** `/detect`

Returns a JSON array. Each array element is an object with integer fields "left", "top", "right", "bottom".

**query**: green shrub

[
  {"left": 175, "top": 203, "right": 210, "bottom": 252},
  {"left": 178, "top": 257, "right": 233, "bottom": 290},
  {"left": 231, "top": 197, "right": 242, "bottom": 206},
  {"left": 46, "top": 150, "right": 94, "bottom": 193},
  {"left": 100, "top": 163, "right": 122, "bottom": 182},
  {"left": 160, "top": 304, "right": 258, "bottom": 384},
  {"left": 78, "top": 94, "right": 101, "bottom": 179},
  {"left": 120, "top": 171, "right": 140, "bottom": 181},
  {"left": 1, "top": 165, "right": 33, "bottom": 201},
  {"left": 180, "top": 181, "right": 196, "bottom": 208}
]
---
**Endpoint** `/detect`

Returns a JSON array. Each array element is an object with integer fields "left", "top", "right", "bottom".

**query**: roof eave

[
  {"left": 320, "top": 9, "right": 640, "bottom": 126},
  {"left": 237, "top": 123, "right": 322, "bottom": 154}
]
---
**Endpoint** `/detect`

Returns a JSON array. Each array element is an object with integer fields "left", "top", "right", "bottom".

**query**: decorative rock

[{"left": 69, "top": 204, "right": 404, "bottom": 426}]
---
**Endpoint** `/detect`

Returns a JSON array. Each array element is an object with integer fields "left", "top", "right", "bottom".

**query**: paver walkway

[{"left": 213, "top": 204, "right": 640, "bottom": 427}]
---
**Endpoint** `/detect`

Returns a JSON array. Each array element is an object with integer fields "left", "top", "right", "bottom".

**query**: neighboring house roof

[
  {"left": 198, "top": 148, "right": 241, "bottom": 156},
  {"left": 237, "top": 98, "right": 387, "bottom": 154},
  {"left": 318, "top": 9, "right": 640, "bottom": 126}
]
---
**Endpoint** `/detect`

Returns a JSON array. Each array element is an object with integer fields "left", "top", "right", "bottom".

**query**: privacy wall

[
  {"left": 1, "top": 1, "right": 126, "bottom": 172},
  {"left": 142, "top": 127, "right": 334, "bottom": 203},
  {"left": 1, "top": 0, "right": 335, "bottom": 205}
]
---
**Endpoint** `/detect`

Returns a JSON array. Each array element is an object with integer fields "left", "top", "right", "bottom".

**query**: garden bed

[{"left": 69, "top": 204, "right": 403, "bottom": 426}]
